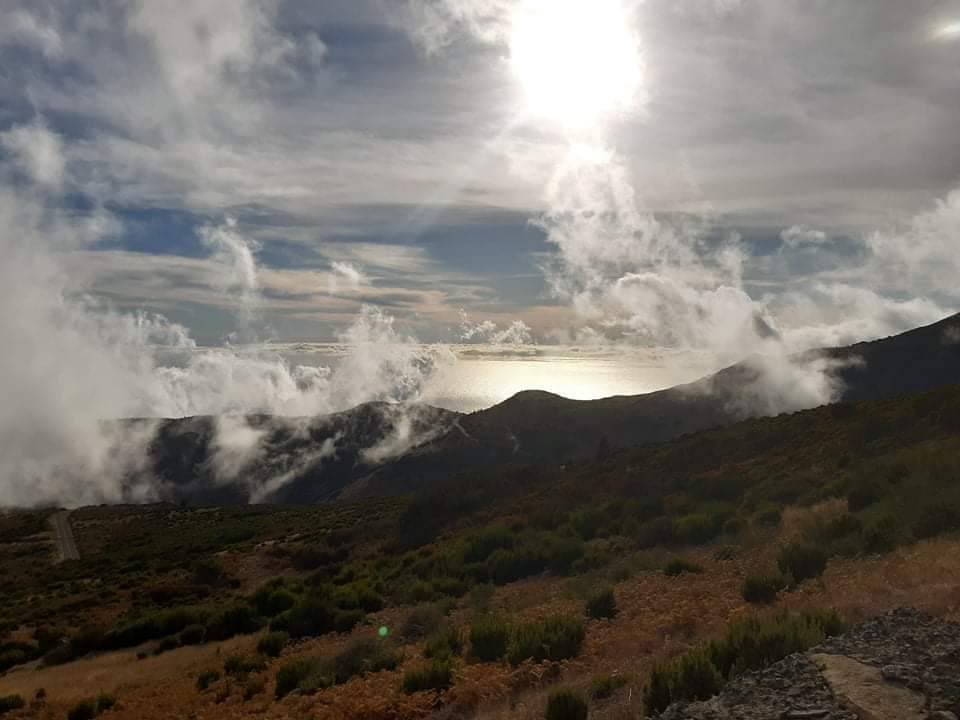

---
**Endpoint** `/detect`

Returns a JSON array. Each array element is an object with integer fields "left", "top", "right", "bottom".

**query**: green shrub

[
  {"left": 489, "top": 547, "right": 548, "bottom": 585},
  {"left": 741, "top": 574, "right": 782, "bottom": 604},
  {"left": 431, "top": 575, "right": 468, "bottom": 598},
  {"left": 333, "top": 581, "right": 384, "bottom": 613},
  {"left": 401, "top": 604, "right": 445, "bottom": 640},
  {"left": 636, "top": 517, "right": 675, "bottom": 548},
  {"left": 643, "top": 609, "right": 845, "bottom": 714},
  {"left": 708, "top": 610, "right": 845, "bottom": 679},
  {"left": 913, "top": 503, "right": 960, "bottom": 539},
  {"left": 590, "top": 673, "right": 628, "bottom": 700},
  {"left": 331, "top": 638, "right": 400, "bottom": 684},
  {"left": 470, "top": 616, "right": 510, "bottom": 662},
  {"left": 424, "top": 625, "right": 463, "bottom": 659},
  {"left": 401, "top": 659, "right": 454, "bottom": 693},
  {"left": 196, "top": 669, "right": 221, "bottom": 691},
  {"left": 205, "top": 603, "right": 261, "bottom": 641},
  {"left": 722, "top": 517, "right": 745, "bottom": 536},
  {"left": 271, "top": 597, "right": 335, "bottom": 639},
  {"left": 275, "top": 658, "right": 321, "bottom": 698},
  {"left": 846, "top": 481, "right": 879, "bottom": 511},
  {"left": 67, "top": 699, "right": 97, "bottom": 720},
  {"left": 333, "top": 609, "right": 365, "bottom": 633},
  {"left": 462, "top": 525, "right": 515, "bottom": 563},
  {"left": 251, "top": 579, "right": 299, "bottom": 617},
  {"left": 243, "top": 677, "right": 266, "bottom": 700},
  {"left": 0, "top": 649, "right": 28, "bottom": 673},
  {"left": 862, "top": 513, "right": 904, "bottom": 554},
  {"left": 95, "top": 693, "right": 116, "bottom": 713},
  {"left": 777, "top": 543, "right": 827, "bottom": 584},
  {"left": 643, "top": 647, "right": 722, "bottom": 714},
  {"left": 179, "top": 624, "right": 206, "bottom": 645},
  {"left": 507, "top": 616, "right": 584, "bottom": 665},
  {"left": 753, "top": 506, "right": 782, "bottom": 526},
  {"left": 257, "top": 631, "right": 289, "bottom": 658},
  {"left": 663, "top": 557, "right": 703, "bottom": 576},
  {"left": 586, "top": 587, "right": 618, "bottom": 619},
  {"left": 152, "top": 635, "right": 180, "bottom": 655},
  {"left": 545, "top": 536, "right": 585, "bottom": 575},
  {"left": 0, "top": 695, "right": 25, "bottom": 714},
  {"left": 263, "top": 589, "right": 298, "bottom": 617},
  {"left": 102, "top": 607, "right": 201, "bottom": 650},
  {"left": 224, "top": 654, "right": 266, "bottom": 679},
  {"left": 192, "top": 558, "right": 228, "bottom": 586},
  {"left": 544, "top": 688, "right": 588, "bottom": 720},
  {"left": 673, "top": 513, "right": 721, "bottom": 545}
]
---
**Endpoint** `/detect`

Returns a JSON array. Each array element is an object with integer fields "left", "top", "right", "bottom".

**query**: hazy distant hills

[{"left": 142, "top": 312, "right": 960, "bottom": 505}]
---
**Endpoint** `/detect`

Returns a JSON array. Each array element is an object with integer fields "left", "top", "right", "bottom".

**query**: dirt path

[{"left": 50, "top": 510, "right": 80, "bottom": 561}]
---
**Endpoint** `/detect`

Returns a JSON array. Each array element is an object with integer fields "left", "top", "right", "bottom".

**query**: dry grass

[
  {"left": 4, "top": 534, "right": 960, "bottom": 720},
  {"left": 780, "top": 498, "right": 849, "bottom": 541}
]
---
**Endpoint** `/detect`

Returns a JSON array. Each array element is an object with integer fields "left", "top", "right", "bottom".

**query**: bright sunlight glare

[
  {"left": 934, "top": 21, "right": 960, "bottom": 40},
  {"left": 509, "top": 0, "right": 643, "bottom": 130}
]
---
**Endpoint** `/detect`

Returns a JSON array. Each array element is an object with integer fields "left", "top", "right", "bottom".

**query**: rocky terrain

[{"left": 657, "top": 608, "right": 960, "bottom": 720}]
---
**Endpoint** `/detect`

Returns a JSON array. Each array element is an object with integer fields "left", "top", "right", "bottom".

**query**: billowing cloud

[
  {"left": 780, "top": 224, "right": 828, "bottom": 249},
  {"left": 1, "top": 122, "right": 65, "bottom": 188}
]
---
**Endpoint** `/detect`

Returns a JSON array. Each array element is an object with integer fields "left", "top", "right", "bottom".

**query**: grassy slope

[{"left": 0, "top": 383, "right": 958, "bottom": 719}]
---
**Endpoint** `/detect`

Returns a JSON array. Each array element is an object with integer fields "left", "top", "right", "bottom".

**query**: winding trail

[{"left": 49, "top": 510, "right": 80, "bottom": 562}]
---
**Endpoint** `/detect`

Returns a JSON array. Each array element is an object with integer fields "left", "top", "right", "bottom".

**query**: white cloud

[
  {"left": 402, "top": 0, "right": 513, "bottom": 54},
  {"left": 780, "top": 224, "right": 828, "bottom": 249},
  {"left": 328, "top": 261, "right": 368, "bottom": 293},
  {"left": 459, "top": 310, "right": 534, "bottom": 344},
  {"left": 866, "top": 187, "right": 960, "bottom": 299},
  {"left": 0, "top": 10, "right": 64, "bottom": 59},
  {"left": 1, "top": 122, "right": 66, "bottom": 189}
]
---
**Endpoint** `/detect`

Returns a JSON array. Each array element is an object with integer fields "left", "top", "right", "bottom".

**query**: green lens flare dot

[{"left": 378, "top": 626, "right": 389, "bottom": 638}]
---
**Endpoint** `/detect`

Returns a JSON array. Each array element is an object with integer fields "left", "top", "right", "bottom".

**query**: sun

[
  {"left": 934, "top": 21, "right": 960, "bottom": 40},
  {"left": 509, "top": 0, "right": 643, "bottom": 130}
]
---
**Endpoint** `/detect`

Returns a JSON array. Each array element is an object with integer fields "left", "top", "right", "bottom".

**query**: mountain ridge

[{"left": 140, "top": 311, "right": 960, "bottom": 504}]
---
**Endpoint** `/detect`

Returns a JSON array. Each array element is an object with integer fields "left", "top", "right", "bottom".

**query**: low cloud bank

[{"left": 0, "top": 123, "right": 450, "bottom": 507}]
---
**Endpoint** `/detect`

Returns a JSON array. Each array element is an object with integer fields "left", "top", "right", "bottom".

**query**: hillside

[
  {"left": 136, "top": 312, "right": 960, "bottom": 505},
  {"left": 1, "top": 381, "right": 959, "bottom": 719}
]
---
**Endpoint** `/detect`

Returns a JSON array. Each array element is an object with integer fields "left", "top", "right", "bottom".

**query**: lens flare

[{"left": 509, "top": 0, "right": 643, "bottom": 130}]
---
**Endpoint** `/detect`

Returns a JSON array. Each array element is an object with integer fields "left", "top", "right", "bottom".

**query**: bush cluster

[
  {"left": 507, "top": 616, "right": 585, "bottom": 665},
  {"left": 469, "top": 616, "right": 511, "bottom": 662},
  {"left": 0, "top": 695, "right": 25, "bottom": 715},
  {"left": 585, "top": 587, "right": 618, "bottom": 619},
  {"left": 741, "top": 573, "right": 782, "bottom": 604},
  {"left": 196, "top": 670, "right": 221, "bottom": 691},
  {"left": 663, "top": 558, "right": 703, "bottom": 577},
  {"left": 66, "top": 694, "right": 115, "bottom": 720},
  {"left": 424, "top": 625, "right": 463, "bottom": 659},
  {"left": 777, "top": 543, "right": 827, "bottom": 585},
  {"left": 257, "top": 631, "right": 289, "bottom": 658},
  {"left": 401, "top": 659, "right": 453, "bottom": 693},
  {"left": 224, "top": 654, "right": 267, "bottom": 679},
  {"left": 544, "top": 688, "right": 588, "bottom": 720},
  {"left": 589, "top": 673, "right": 628, "bottom": 700},
  {"left": 643, "top": 609, "right": 846, "bottom": 714},
  {"left": 274, "top": 637, "right": 401, "bottom": 698}
]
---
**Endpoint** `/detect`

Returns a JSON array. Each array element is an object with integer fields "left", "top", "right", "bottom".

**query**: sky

[
  {"left": 1, "top": 0, "right": 958, "bottom": 348},
  {"left": 2, "top": 0, "right": 960, "bottom": 505}
]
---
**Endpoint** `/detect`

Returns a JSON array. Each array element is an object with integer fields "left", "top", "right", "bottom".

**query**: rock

[
  {"left": 929, "top": 713, "right": 958, "bottom": 720},
  {"left": 814, "top": 654, "right": 927, "bottom": 720},
  {"left": 784, "top": 709, "right": 830, "bottom": 718}
]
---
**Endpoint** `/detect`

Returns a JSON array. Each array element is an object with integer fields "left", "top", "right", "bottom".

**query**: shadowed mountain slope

[{"left": 143, "top": 312, "right": 960, "bottom": 504}]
